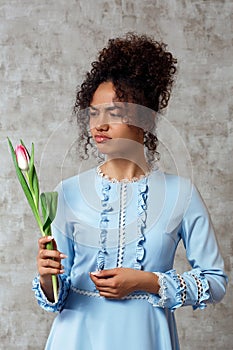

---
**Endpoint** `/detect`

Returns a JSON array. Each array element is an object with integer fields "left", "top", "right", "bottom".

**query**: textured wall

[{"left": 0, "top": 0, "right": 232, "bottom": 349}]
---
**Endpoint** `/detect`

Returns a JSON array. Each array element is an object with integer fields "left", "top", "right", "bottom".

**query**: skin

[
  {"left": 89, "top": 81, "right": 150, "bottom": 180},
  {"left": 38, "top": 81, "right": 160, "bottom": 301}
]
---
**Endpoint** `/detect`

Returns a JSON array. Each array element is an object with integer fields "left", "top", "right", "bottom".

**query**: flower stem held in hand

[{"left": 8, "top": 138, "right": 59, "bottom": 303}]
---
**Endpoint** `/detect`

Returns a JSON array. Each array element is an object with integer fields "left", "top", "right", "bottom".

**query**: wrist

[{"left": 136, "top": 271, "right": 160, "bottom": 294}]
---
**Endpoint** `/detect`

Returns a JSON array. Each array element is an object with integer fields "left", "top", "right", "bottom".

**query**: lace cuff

[
  {"left": 32, "top": 274, "right": 70, "bottom": 313},
  {"left": 146, "top": 272, "right": 167, "bottom": 308},
  {"left": 147, "top": 269, "right": 210, "bottom": 311},
  {"left": 184, "top": 269, "right": 209, "bottom": 310},
  {"left": 177, "top": 273, "right": 187, "bottom": 306}
]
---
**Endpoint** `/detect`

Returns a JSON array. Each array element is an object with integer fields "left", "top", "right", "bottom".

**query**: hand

[
  {"left": 37, "top": 236, "right": 67, "bottom": 301},
  {"left": 89, "top": 267, "right": 159, "bottom": 299}
]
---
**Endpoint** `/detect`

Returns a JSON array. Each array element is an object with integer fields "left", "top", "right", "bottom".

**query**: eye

[
  {"left": 108, "top": 108, "right": 123, "bottom": 118},
  {"left": 109, "top": 112, "right": 123, "bottom": 118},
  {"left": 88, "top": 109, "right": 98, "bottom": 117}
]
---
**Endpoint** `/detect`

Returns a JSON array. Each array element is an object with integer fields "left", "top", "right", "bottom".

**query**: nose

[
  {"left": 95, "top": 122, "right": 109, "bottom": 131},
  {"left": 91, "top": 109, "right": 110, "bottom": 131}
]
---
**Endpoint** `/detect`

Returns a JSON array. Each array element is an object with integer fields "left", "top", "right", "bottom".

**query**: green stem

[
  {"left": 46, "top": 240, "right": 58, "bottom": 303},
  {"left": 51, "top": 275, "right": 58, "bottom": 303}
]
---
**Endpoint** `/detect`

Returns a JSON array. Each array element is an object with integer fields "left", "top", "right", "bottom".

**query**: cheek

[
  {"left": 125, "top": 126, "right": 144, "bottom": 141},
  {"left": 89, "top": 118, "right": 94, "bottom": 130},
  {"left": 89, "top": 117, "right": 100, "bottom": 132}
]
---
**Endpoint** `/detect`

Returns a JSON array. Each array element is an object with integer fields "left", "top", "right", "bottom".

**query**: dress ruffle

[
  {"left": 97, "top": 179, "right": 112, "bottom": 270},
  {"left": 134, "top": 178, "right": 148, "bottom": 270},
  {"left": 185, "top": 268, "right": 210, "bottom": 310},
  {"left": 32, "top": 274, "right": 70, "bottom": 312},
  {"left": 148, "top": 268, "right": 210, "bottom": 311}
]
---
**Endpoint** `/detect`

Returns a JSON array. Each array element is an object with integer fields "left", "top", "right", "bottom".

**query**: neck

[{"left": 100, "top": 158, "right": 150, "bottom": 181}]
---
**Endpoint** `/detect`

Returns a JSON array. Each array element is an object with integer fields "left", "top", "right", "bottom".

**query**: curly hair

[{"left": 73, "top": 33, "right": 177, "bottom": 162}]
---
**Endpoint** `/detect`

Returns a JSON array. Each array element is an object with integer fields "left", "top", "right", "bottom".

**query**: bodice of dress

[{"left": 33, "top": 167, "right": 227, "bottom": 313}]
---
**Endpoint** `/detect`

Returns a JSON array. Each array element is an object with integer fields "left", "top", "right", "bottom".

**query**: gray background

[{"left": 0, "top": 0, "right": 232, "bottom": 349}]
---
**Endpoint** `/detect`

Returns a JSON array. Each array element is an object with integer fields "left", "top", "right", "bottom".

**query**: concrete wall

[{"left": 0, "top": 0, "right": 232, "bottom": 349}]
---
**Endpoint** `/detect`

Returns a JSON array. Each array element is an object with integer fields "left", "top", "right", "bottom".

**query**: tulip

[
  {"left": 15, "top": 145, "right": 30, "bottom": 171},
  {"left": 8, "top": 138, "right": 59, "bottom": 302}
]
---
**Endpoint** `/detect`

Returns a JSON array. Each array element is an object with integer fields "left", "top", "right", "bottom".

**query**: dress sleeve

[
  {"left": 32, "top": 182, "right": 75, "bottom": 313},
  {"left": 148, "top": 183, "right": 228, "bottom": 311}
]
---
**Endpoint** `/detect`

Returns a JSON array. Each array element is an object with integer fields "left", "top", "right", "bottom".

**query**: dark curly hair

[{"left": 73, "top": 33, "right": 177, "bottom": 162}]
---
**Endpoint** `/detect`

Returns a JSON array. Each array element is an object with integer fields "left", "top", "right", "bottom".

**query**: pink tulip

[{"left": 15, "top": 145, "right": 30, "bottom": 171}]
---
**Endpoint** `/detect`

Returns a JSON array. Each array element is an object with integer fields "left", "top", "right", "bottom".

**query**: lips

[{"left": 94, "top": 134, "right": 111, "bottom": 143}]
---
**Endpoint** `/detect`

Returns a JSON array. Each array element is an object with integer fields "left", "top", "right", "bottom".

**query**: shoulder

[
  {"left": 150, "top": 168, "right": 193, "bottom": 193},
  {"left": 55, "top": 167, "right": 97, "bottom": 196}
]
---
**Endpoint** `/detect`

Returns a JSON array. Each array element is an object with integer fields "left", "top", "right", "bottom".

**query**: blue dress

[{"left": 33, "top": 167, "right": 227, "bottom": 350}]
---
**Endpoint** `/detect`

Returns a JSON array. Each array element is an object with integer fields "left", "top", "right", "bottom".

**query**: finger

[
  {"left": 38, "top": 236, "right": 54, "bottom": 250},
  {"left": 41, "top": 258, "right": 64, "bottom": 270},
  {"left": 90, "top": 268, "right": 117, "bottom": 279},
  {"left": 38, "top": 248, "right": 65, "bottom": 261},
  {"left": 98, "top": 290, "right": 121, "bottom": 299},
  {"left": 38, "top": 235, "right": 68, "bottom": 261},
  {"left": 39, "top": 259, "right": 65, "bottom": 276},
  {"left": 89, "top": 272, "right": 111, "bottom": 286},
  {"left": 39, "top": 265, "right": 65, "bottom": 276},
  {"left": 90, "top": 273, "right": 119, "bottom": 291}
]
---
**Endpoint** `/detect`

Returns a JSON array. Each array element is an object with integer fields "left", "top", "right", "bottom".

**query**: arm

[
  {"left": 37, "top": 235, "right": 66, "bottom": 302},
  {"left": 90, "top": 268, "right": 160, "bottom": 299},
  {"left": 32, "top": 182, "right": 75, "bottom": 312},
  {"left": 150, "top": 184, "right": 228, "bottom": 310},
  {"left": 90, "top": 183, "right": 228, "bottom": 310}
]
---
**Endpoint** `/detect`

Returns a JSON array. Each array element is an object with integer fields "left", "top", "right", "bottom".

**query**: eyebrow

[{"left": 89, "top": 104, "right": 124, "bottom": 111}]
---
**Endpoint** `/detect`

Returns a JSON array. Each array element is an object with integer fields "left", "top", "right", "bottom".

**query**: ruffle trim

[
  {"left": 32, "top": 274, "right": 70, "bottom": 313},
  {"left": 97, "top": 174, "right": 149, "bottom": 270},
  {"left": 149, "top": 269, "right": 210, "bottom": 311},
  {"left": 96, "top": 164, "right": 152, "bottom": 183},
  {"left": 134, "top": 178, "right": 148, "bottom": 270},
  {"left": 148, "top": 272, "right": 167, "bottom": 308},
  {"left": 97, "top": 180, "right": 112, "bottom": 270},
  {"left": 185, "top": 268, "right": 210, "bottom": 310}
]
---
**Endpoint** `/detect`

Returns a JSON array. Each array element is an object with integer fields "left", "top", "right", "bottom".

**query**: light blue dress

[{"left": 33, "top": 167, "right": 227, "bottom": 350}]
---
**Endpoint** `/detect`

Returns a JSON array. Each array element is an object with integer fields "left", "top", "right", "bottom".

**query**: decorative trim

[
  {"left": 177, "top": 273, "right": 187, "bottom": 306},
  {"left": 96, "top": 164, "right": 152, "bottom": 183},
  {"left": 116, "top": 183, "right": 127, "bottom": 267},
  {"left": 153, "top": 272, "right": 167, "bottom": 307},
  {"left": 134, "top": 178, "right": 148, "bottom": 270},
  {"left": 191, "top": 273, "right": 203, "bottom": 304},
  {"left": 71, "top": 285, "right": 150, "bottom": 301},
  {"left": 97, "top": 179, "right": 112, "bottom": 270}
]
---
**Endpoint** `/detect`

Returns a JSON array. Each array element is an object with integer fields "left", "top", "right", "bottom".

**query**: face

[{"left": 89, "top": 81, "right": 144, "bottom": 158}]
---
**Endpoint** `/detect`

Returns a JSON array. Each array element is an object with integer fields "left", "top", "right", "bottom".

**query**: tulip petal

[{"left": 15, "top": 144, "right": 29, "bottom": 171}]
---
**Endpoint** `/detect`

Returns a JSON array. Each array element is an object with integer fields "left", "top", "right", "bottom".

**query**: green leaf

[
  {"left": 32, "top": 167, "right": 40, "bottom": 209},
  {"left": 7, "top": 138, "right": 39, "bottom": 220},
  {"left": 40, "top": 192, "right": 58, "bottom": 234},
  {"left": 28, "top": 142, "right": 34, "bottom": 186},
  {"left": 20, "top": 140, "right": 40, "bottom": 210}
]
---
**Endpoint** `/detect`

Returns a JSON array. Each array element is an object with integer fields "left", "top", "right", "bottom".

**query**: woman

[{"left": 33, "top": 33, "right": 228, "bottom": 350}]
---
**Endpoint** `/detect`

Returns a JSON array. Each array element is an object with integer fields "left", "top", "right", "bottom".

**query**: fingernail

[
  {"left": 47, "top": 236, "right": 53, "bottom": 240},
  {"left": 60, "top": 269, "right": 65, "bottom": 274},
  {"left": 60, "top": 254, "right": 68, "bottom": 259},
  {"left": 90, "top": 271, "right": 101, "bottom": 276}
]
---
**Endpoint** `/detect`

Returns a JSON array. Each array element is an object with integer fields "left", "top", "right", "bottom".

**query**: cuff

[{"left": 32, "top": 274, "right": 70, "bottom": 312}]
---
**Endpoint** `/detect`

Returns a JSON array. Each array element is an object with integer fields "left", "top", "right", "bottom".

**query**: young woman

[{"left": 33, "top": 33, "right": 228, "bottom": 350}]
